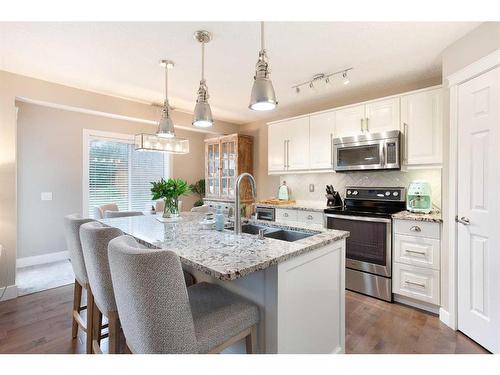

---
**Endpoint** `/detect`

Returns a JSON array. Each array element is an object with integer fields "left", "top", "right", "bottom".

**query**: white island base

[{"left": 190, "top": 239, "right": 346, "bottom": 354}]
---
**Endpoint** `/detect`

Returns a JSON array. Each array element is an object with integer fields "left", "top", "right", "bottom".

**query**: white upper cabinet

[
  {"left": 268, "top": 121, "right": 288, "bottom": 172},
  {"left": 309, "top": 111, "right": 335, "bottom": 170},
  {"left": 365, "top": 97, "right": 400, "bottom": 133},
  {"left": 401, "top": 88, "right": 443, "bottom": 165},
  {"left": 286, "top": 117, "right": 310, "bottom": 171},
  {"left": 334, "top": 104, "right": 365, "bottom": 138}
]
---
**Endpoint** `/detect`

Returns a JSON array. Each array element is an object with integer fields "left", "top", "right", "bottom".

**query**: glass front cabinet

[{"left": 204, "top": 134, "right": 254, "bottom": 202}]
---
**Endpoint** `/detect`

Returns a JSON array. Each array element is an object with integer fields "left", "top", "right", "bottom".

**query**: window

[{"left": 84, "top": 130, "right": 169, "bottom": 217}]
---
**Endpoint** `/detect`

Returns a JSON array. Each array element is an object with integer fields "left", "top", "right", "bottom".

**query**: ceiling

[{"left": 0, "top": 22, "right": 480, "bottom": 124}]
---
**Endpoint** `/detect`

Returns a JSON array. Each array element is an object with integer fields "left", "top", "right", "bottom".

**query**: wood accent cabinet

[{"left": 205, "top": 134, "right": 254, "bottom": 201}]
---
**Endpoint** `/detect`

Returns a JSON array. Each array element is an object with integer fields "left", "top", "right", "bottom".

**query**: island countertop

[{"left": 99, "top": 212, "right": 349, "bottom": 281}]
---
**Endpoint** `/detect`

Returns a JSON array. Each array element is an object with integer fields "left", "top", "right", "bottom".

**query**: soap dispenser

[
  {"left": 278, "top": 181, "right": 290, "bottom": 201},
  {"left": 215, "top": 205, "right": 225, "bottom": 231}
]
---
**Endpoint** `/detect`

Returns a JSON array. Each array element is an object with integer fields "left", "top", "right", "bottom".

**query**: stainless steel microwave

[{"left": 332, "top": 130, "right": 401, "bottom": 172}]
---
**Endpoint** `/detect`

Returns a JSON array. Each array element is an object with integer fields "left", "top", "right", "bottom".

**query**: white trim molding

[
  {"left": 445, "top": 48, "right": 500, "bottom": 331},
  {"left": 16, "top": 250, "right": 69, "bottom": 268},
  {"left": 0, "top": 285, "right": 19, "bottom": 302}
]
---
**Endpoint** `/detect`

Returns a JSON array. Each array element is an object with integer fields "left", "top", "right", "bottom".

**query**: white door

[
  {"left": 365, "top": 97, "right": 400, "bottom": 133},
  {"left": 334, "top": 104, "right": 365, "bottom": 138},
  {"left": 309, "top": 111, "right": 335, "bottom": 170},
  {"left": 286, "top": 117, "right": 310, "bottom": 171},
  {"left": 268, "top": 122, "right": 288, "bottom": 172},
  {"left": 457, "top": 66, "right": 500, "bottom": 353}
]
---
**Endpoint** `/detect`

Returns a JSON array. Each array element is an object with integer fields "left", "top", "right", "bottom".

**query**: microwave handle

[{"left": 381, "top": 142, "right": 386, "bottom": 166}]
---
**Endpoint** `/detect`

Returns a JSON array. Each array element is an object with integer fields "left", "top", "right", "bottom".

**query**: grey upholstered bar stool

[
  {"left": 104, "top": 211, "right": 144, "bottom": 218},
  {"left": 94, "top": 203, "right": 119, "bottom": 219},
  {"left": 108, "top": 235, "right": 259, "bottom": 354},
  {"left": 80, "top": 221, "right": 124, "bottom": 354},
  {"left": 64, "top": 214, "right": 96, "bottom": 354}
]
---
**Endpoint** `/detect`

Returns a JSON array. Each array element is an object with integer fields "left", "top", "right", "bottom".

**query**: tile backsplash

[{"left": 280, "top": 168, "right": 442, "bottom": 209}]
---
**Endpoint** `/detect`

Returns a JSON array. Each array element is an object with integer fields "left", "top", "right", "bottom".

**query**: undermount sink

[{"left": 226, "top": 223, "right": 316, "bottom": 242}]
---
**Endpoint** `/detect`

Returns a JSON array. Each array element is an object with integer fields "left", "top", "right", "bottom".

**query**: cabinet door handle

[
  {"left": 410, "top": 225, "right": 421, "bottom": 232},
  {"left": 405, "top": 280, "right": 426, "bottom": 288},
  {"left": 456, "top": 216, "right": 471, "bottom": 225},
  {"left": 366, "top": 117, "right": 369, "bottom": 132},
  {"left": 405, "top": 249, "right": 426, "bottom": 255},
  {"left": 307, "top": 214, "right": 313, "bottom": 220},
  {"left": 360, "top": 118, "right": 364, "bottom": 133},
  {"left": 403, "top": 122, "right": 409, "bottom": 164},
  {"left": 283, "top": 212, "right": 289, "bottom": 217}
]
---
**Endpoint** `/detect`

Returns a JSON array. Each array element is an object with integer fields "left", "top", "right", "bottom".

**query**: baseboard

[
  {"left": 0, "top": 284, "right": 18, "bottom": 301},
  {"left": 16, "top": 251, "right": 69, "bottom": 268},
  {"left": 439, "top": 307, "right": 453, "bottom": 328},
  {"left": 394, "top": 294, "right": 440, "bottom": 315}
]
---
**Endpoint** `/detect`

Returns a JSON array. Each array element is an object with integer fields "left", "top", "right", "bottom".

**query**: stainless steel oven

[
  {"left": 333, "top": 130, "right": 401, "bottom": 172},
  {"left": 324, "top": 187, "right": 406, "bottom": 302}
]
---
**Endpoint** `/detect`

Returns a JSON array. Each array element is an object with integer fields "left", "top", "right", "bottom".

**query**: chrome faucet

[{"left": 234, "top": 172, "right": 257, "bottom": 235}]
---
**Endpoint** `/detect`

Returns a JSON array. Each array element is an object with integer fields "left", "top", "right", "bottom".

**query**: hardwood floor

[
  {"left": 0, "top": 284, "right": 489, "bottom": 354},
  {"left": 346, "top": 291, "right": 488, "bottom": 354}
]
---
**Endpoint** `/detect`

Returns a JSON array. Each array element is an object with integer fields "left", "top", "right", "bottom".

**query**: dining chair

[
  {"left": 80, "top": 221, "right": 124, "bottom": 354},
  {"left": 190, "top": 205, "right": 210, "bottom": 213},
  {"left": 95, "top": 203, "right": 119, "bottom": 219},
  {"left": 63, "top": 214, "right": 96, "bottom": 354},
  {"left": 108, "top": 235, "right": 259, "bottom": 354},
  {"left": 104, "top": 211, "right": 144, "bottom": 218}
]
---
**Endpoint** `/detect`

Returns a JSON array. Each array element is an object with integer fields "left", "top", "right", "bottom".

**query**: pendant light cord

[
  {"left": 201, "top": 41, "right": 205, "bottom": 82},
  {"left": 261, "top": 21, "right": 265, "bottom": 52},
  {"left": 164, "top": 64, "right": 168, "bottom": 102}
]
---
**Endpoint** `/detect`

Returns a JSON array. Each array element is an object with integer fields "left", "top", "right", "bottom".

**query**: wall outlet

[
  {"left": 41, "top": 192, "right": 53, "bottom": 201},
  {"left": 309, "top": 184, "right": 315, "bottom": 192}
]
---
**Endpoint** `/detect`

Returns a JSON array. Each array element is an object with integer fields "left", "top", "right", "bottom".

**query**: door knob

[{"left": 456, "top": 216, "right": 471, "bottom": 225}]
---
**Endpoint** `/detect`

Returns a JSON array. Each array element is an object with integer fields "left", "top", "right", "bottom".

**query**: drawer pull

[
  {"left": 405, "top": 280, "right": 425, "bottom": 288},
  {"left": 283, "top": 213, "right": 288, "bottom": 217},
  {"left": 405, "top": 249, "right": 426, "bottom": 255},
  {"left": 307, "top": 215, "right": 313, "bottom": 220},
  {"left": 410, "top": 226, "right": 422, "bottom": 232}
]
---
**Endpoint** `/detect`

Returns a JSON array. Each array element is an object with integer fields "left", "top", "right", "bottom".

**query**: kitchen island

[{"left": 99, "top": 212, "right": 349, "bottom": 354}]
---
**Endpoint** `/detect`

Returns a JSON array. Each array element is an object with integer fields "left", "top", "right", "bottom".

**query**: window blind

[{"left": 87, "top": 137, "right": 167, "bottom": 218}]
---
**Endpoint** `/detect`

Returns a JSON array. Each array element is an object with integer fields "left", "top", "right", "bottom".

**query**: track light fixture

[{"left": 292, "top": 68, "right": 353, "bottom": 94}]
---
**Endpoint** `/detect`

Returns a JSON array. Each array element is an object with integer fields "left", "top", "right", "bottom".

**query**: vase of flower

[{"left": 151, "top": 178, "right": 190, "bottom": 219}]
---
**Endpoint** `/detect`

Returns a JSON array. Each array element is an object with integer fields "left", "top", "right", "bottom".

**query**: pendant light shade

[
  {"left": 135, "top": 59, "right": 189, "bottom": 154},
  {"left": 193, "top": 30, "right": 214, "bottom": 128},
  {"left": 249, "top": 22, "right": 277, "bottom": 111}
]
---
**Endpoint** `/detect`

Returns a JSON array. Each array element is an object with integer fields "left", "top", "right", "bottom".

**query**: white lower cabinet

[
  {"left": 275, "top": 208, "right": 323, "bottom": 226},
  {"left": 393, "top": 219, "right": 441, "bottom": 307},
  {"left": 393, "top": 263, "right": 440, "bottom": 305}
]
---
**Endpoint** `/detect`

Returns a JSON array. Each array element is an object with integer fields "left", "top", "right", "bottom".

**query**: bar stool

[
  {"left": 108, "top": 235, "right": 260, "bottom": 354},
  {"left": 63, "top": 214, "right": 95, "bottom": 354},
  {"left": 80, "top": 221, "right": 124, "bottom": 354}
]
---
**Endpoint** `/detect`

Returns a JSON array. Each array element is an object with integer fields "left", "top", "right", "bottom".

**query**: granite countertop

[
  {"left": 255, "top": 201, "right": 328, "bottom": 213},
  {"left": 392, "top": 210, "right": 443, "bottom": 223},
  {"left": 99, "top": 212, "right": 349, "bottom": 281}
]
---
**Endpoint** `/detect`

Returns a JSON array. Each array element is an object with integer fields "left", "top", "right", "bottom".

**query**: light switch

[
  {"left": 309, "top": 184, "right": 315, "bottom": 192},
  {"left": 41, "top": 192, "right": 53, "bottom": 201}
]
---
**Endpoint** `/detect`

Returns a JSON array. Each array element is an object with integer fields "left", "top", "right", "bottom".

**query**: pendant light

[
  {"left": 249, "top": 21, "right": 277, "bottom": 111},
  {"left": 135, "top": 60, "right": 189, "bottom": 154},
  {"left": 192, "top": 30, "right": 214, "bottom": 128}
]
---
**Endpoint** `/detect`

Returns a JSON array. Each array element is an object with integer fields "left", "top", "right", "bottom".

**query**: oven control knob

[
  {"left": 347, "top": 190, "right": 352, "bottom": 195},
  {"left": 352, "top": 190, "right": 358, "bottom": 196},
  {"left": 385, "top": 191, "right": 391, "bottom": 196},
  {"left": 393, "top": 191, "right": 399, "bottom": 197}
]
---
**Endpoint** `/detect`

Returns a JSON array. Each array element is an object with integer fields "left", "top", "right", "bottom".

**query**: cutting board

[{"left": 256, "top": 199, "right": 296, "bottom": 205}]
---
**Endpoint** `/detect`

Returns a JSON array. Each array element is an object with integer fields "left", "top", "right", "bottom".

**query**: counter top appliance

[
  {"left": 407, "top": 180, "right": 432, "bottom": 214},
  {"left": 325, "top": 186, "right": 406, "bottom": 302},
  {"left": 332, "top": 130, "right": 401, "bottom": 172}
]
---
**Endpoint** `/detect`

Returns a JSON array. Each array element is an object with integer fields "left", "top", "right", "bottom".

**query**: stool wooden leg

[
  {"left": 71, "top": 280, "right": 83, "bottom": 339},
  {"left": 92, "top": 304, "right": 103, "bottom": 354},
  {"left": 245, "top": 325, "right": 257, "bottom": 354},
  {"left": 108, "top": 311, "right": 120, "bottom": 354},
  {"left": 86, "top": 287, "right": 94, "bottom": 354}
]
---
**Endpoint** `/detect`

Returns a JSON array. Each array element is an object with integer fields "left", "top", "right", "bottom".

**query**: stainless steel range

[{"left": 324, "top": 187, "right": 406, "bottom": 302}]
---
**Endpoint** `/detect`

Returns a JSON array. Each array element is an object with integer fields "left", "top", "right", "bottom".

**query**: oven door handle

[{"left": 325, "top": 213, "right": 392, "bottom": 223}]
